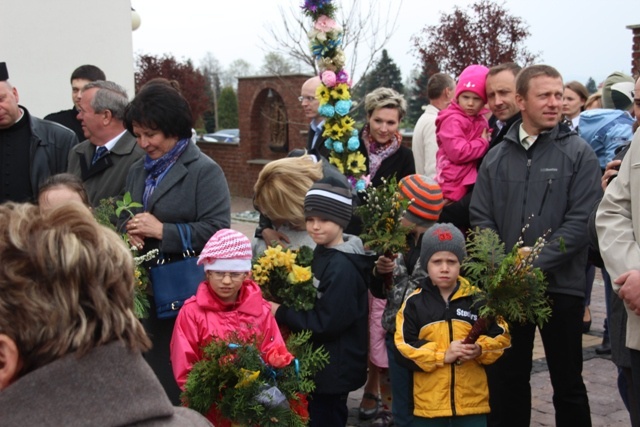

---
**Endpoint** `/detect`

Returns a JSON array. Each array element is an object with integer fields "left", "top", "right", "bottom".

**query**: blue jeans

[{"left": 386, "top": 332, "right": 414, "bottom": 427}]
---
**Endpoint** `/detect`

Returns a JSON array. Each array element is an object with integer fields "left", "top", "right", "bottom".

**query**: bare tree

[
  {"left": 264, "top": 0, "right": 402, "bottom": 87},
  {"left": 220, "top": 59, "right": 255, "bottom": 89},
  {"left": 200, "top": 52, "right": 223, "bottom": 132}
]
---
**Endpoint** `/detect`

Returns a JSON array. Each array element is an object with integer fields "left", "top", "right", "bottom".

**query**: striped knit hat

[
  {"left": 197, "top": 229, "right": 253, "bottom": 271},
  {"left": 304, "top": 176, "right": 353, "bottom": 229},
  {"left": 398, "top": 175, "right": 444, "bottom": 228}
]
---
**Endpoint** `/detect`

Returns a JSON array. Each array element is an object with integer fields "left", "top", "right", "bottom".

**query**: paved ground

[{"left": 230, "top": 196, "right": 629, "bottom": 427}]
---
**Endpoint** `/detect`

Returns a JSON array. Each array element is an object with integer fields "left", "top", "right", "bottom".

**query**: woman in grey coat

[{"left": 121, "top": 82, "right": 231, "bottom": 404}]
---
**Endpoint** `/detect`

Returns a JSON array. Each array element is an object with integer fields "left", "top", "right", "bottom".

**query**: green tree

[
  {"left": 217, "top": 87, "right": 238, "bottom": 129},
  {"left": 585, "top": 77, "right": 598, "bottom": 94},
  {"left": 352, "top": 49, "right": 404, "bottom": 122},
  {"left": 413, "top": 0, "right": 539, "bottom": 77}
]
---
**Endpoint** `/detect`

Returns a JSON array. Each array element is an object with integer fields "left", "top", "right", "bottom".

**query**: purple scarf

[
  {"left": 362, "top": 124, "right": 402, "bottom": 179},
  {"left": 142, "top": 138, "right": 190, "bottom": 210}
]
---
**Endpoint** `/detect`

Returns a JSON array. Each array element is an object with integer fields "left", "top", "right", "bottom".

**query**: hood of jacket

[{"left": 313, "top": 234, "right": 376, "bottom": 285}]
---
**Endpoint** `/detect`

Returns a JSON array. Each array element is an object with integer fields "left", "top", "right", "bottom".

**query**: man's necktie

[{"left": 92, "top": 146, "right": 108, "bottom": 165}]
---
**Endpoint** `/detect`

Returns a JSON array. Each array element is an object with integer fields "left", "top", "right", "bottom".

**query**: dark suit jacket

[
  {"left": 67, "top": 131, "right": 144, "bottom": 207},
  {"left": 306, "top": 124, "right": 331, "bottom": 159}
]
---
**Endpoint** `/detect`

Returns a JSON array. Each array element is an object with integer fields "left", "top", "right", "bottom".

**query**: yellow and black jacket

[{"left": 394, "top": 276, "right": 510, "bottom": 419}]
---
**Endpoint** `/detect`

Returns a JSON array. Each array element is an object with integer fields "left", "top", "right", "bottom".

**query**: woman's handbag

[{"left": 150, "top": 223, "right": 203, "bottom": 319}]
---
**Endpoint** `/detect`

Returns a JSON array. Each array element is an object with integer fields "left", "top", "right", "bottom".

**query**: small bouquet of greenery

[
  {"left": 460, "top": 227, "right": 554, "bottom": 344},
  {"left": 183, "top": 330, "right": 329, "bottom": 427},
  {"left": 252, "top": 245, "right": 316, "bottom": 311},
  {"left": 356, "top": 176, "right": 412, "bottom": 287},
  {"left": 95, "top": 192, "right": 156, "bottom": 318}
]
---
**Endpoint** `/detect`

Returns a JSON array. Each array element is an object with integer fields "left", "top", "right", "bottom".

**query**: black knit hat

[
  {"left": 304, "top": 176, "right": 352, "bottom": 229},
  {"left": 420, "top": 223, "right": 466, "bottom": 271},
  {"left": 0, "top": 63, "right": 8, "bottom": 81}
]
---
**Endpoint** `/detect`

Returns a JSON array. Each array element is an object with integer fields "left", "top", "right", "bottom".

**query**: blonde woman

[{"left": 253, "top": 153, "right": 349, "bottom": 253}]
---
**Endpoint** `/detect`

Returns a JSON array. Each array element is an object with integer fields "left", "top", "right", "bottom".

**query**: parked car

[{"left": 202, "top": 128, "right": 239, "bottom": 143}]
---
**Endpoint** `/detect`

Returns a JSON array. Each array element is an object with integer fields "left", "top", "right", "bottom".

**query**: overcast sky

[{"left": 131, "top": 0, "right": 639, "bottom": 86}]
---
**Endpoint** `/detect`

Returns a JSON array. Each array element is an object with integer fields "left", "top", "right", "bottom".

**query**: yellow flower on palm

[
  {"left": 329, "top": 154, "right": 345, "bottom": 173},
  {"left": 330, "top": 83, "right": 350, "bottom": 100},
  {"left": 340, "top": 116, "right": 355, "bottom": 133},
  {"left": 316, "top": 84, "right": 330, "bottom": 104},
  {"left": 235, "top": 368, "right": 260, "bottom": 388},
  {"left": 346, "top": 152, "right": 367, "bottom": 175},
  {"left": 330, "top": 123, "right": 345, "bottom": 139},
  {"left": 288, "top": 265, "right": 312, "bottom": 284}
]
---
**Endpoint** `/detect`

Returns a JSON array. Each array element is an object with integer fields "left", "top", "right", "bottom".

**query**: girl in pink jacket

[
  {"left": 170, "top": 229, "right": 286, "bottom": 426},
  {"left": 435, "top": 65, "right": 491, "bottom": 203}
]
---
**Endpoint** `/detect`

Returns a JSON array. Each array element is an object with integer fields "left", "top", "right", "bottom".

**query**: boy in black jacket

[{"left": 270, "top": 176, "right": 373, "bottom": 427}]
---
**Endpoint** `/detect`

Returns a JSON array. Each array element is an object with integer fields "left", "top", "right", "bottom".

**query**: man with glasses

[{"left": 300, "top": 76, "right": 330, "bottom": 159}]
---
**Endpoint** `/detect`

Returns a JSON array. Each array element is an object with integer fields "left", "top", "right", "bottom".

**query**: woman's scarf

[
  {"left": 142, "top": 138, "right": 190, "bottom": 210},
  {"left": 362, "top": 124, "right": 402, "bottom": 179}
]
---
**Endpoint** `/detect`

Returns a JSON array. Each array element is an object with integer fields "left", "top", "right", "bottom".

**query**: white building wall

[{"left": 0, "top": 0, "right": 135, "bottom": 117}]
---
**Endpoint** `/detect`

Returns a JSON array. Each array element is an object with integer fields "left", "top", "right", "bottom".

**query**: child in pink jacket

[
  {"left": 436, "top": 65, "right": 491, "bottom": 203},
  {"left": 170, "top": 229, "right": 286, "bottom": 426}
]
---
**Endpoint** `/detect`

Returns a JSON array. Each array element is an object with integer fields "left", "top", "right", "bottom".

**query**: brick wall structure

[
  {"left": 628, "top": 24, "right": 640, "bottom": 77},
  {"left": 198, "top": 74, "right": 312, "bottom": 198}
]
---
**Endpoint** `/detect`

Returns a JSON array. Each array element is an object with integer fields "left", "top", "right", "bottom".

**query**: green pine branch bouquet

[
  {"left": 183, "top": 330, "right": 329, "bottom": 427},
  {"left": 95, "top": 193, "right": 155, "bottom": 318},
  {"left": 460, "top": 227, "right": 554, "bottom": 344},
  {"left": 356, "top": 176, "right": 412, "bottom": 255},
  {"left": 252, "top": 245, "right": 316, "bottom": 311}
]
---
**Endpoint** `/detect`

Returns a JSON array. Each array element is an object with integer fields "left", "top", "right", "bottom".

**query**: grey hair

[
  {"left": 83, "top": 80, "right": 129, "bottom": 121},
  {"left": 364, "top": 87, "right": 407, "bottom": 120}
]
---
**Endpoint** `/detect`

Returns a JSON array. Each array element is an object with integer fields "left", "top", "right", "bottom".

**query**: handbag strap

[{"left": 176, "top": 223, "right": 195, "bottom": 257}]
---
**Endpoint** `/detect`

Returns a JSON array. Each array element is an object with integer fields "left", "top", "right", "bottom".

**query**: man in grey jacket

[
  {"left": 470, "top": 64, "right": 602, "bottom": 427},
  {"left": 0, "top": 62, "right": 78, "bottom": 203},
  {"left": 67, "top": 80, "right": 144, "bottom": 207}
]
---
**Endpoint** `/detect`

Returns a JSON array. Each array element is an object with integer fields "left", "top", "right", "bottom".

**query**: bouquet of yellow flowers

[
  {"left": 252, "top": 245, "right": 316, "bottom": 311},
  {"left": 183, "top": 330, "right": 329, "bottom": 427},
  {"left": 460, "top": 227, "right": 554, "bottom": 344}
]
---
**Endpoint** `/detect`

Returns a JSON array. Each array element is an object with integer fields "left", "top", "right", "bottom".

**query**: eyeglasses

[
  {"left": 207, "top": 271, "right": 246, "bottom": 282},
  {"left": 298, "top": 96, "right": 316, "bottom": 103}
]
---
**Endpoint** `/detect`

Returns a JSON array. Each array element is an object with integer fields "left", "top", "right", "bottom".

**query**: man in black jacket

[
  {"left": 301, "top": 76, "right": 330, "bottom": 159},
  {"left": 0, "top": 62, "right": 78, "bottom": 203},
  {"left": 471, "top": 64, "right": 601, "bottom": 427},
  {"left": 485, "top": 62, "right": 522, "bottom": 152},
  {"left": 45, "top": 64, "right": 105, "bottom": 141}
]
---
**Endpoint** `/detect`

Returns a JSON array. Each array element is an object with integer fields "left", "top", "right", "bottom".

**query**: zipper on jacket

[
  {"left": 446, "top": 300, "right": 457, "bottom": 416},
  {"left": 538, "top": 178, "right": 553, "bottom": 216},
  {"left": 521, "top": 157, "right": 532, "bottom": 227}
]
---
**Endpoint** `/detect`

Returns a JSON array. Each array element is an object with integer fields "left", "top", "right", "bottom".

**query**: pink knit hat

[
  {"left": 455, "top": 64, "right": 490, "bottom": 103},
  {"left": 198, "top": 229, "right": 253, "bottom": 272}
]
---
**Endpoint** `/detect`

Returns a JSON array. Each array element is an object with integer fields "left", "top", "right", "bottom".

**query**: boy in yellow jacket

[{"left": 395, "top": 223, "right": 510, "bottom": 426}]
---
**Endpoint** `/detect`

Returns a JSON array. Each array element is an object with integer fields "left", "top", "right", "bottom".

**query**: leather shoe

[{"left": 595, "top": 334, "right": 611, "bottom": 355}]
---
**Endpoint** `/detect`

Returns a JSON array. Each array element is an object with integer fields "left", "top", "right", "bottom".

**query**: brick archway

[{"left": 198, "top": 74, "right": 312, "bottom": 197}]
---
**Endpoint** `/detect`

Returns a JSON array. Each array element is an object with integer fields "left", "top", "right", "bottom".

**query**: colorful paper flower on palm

[
  {"left": 303, "top": 0, "right": 367, "bottom": 189},
  {"left": 252, "top": 245, "right": 316, "bottom": 311}
]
